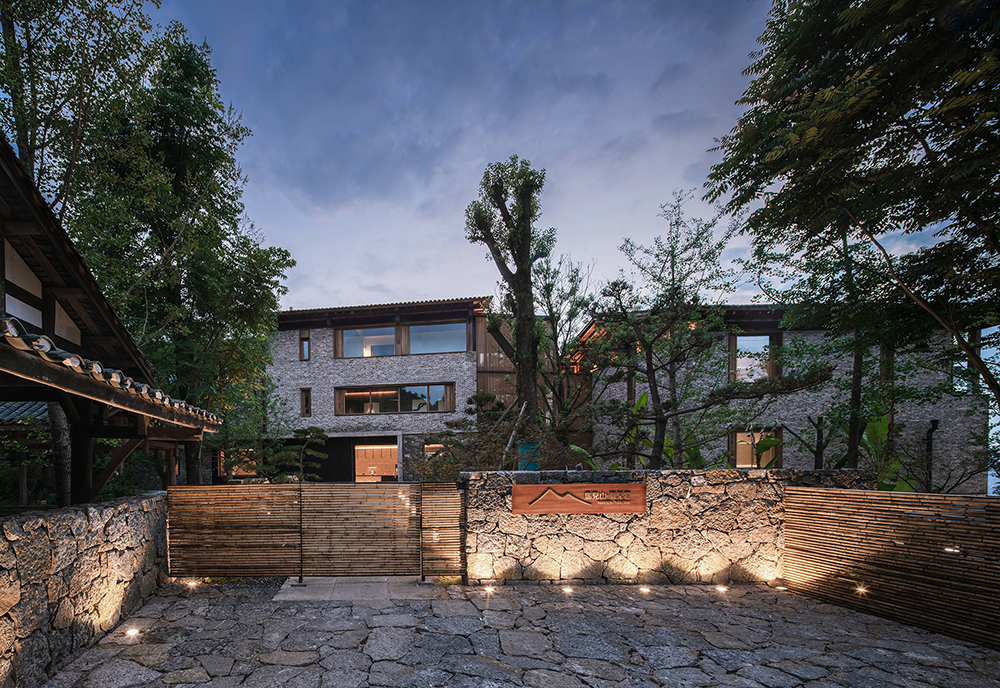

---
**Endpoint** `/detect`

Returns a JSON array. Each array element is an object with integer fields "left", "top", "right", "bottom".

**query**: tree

[
  {"left": 532, "top": 253, "right": 595, "bottom": 449},
  {"left": 0, "top": 0, "right": 161, "bottom": 220},
  {"left": 707, "top": 0, "right": 1000, "bottom": 408},
  {"left": 466, "top": 156, "right": 555, "bottom": 431},
  {"left": 1, "top": 12, "right": 294, "bottom": 488},
  {"left": 591, "top": 191, "right": 831, "bottom": 469}
]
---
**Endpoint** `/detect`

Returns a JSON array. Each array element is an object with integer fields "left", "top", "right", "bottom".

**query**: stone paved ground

[{"left": 41, "top": 581, "right": 1000, "bottom": 688}]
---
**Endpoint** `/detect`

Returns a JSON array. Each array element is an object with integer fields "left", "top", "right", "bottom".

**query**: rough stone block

[
  {"left": 504, "top": 535, "right": 530, "bottom": 559},
  {"left": 0, "top": 570, "right": 19, "bottom": 617},
  {"left": 523, "top": 554, "right": 560, "bottom": 580},
  {"left": 493, "top": 557, "right": 522, "bottom": 580},
  {"left": 581, "top": 540, "right": 618, "bottom": 563},
  {"left": 10, "top": 583, "right": 47, "bottom": 639},
  {"left": 560, "top": 552, "right": 601, "bottom": 580},
  {"left": 466, "top": 554, "right": 494, "bottom": 581},
  {"left": 12, "top": 522, "right": 52, "bottom": 582},
  {"left": 650, "top": 498, "right": 690, "bottom": 531},
  {"left": 498, "top": 513, "right": 527, "bottom": 538},
  {"left": 603, "top": 553, "right": 638, "bottom": 581},
  {"left": 564, "top": 516, "right": 619, "bottom": 541},
  {"left": 700, "top": 499, "right": 740, "bottom": 532},
  {"left": 625, "top": 541, "right": 661, "bottom": 571}
]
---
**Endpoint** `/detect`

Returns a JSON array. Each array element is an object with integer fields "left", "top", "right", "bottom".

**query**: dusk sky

[{"left": 155, "top": 0, "right": 775, "bottom": 310}]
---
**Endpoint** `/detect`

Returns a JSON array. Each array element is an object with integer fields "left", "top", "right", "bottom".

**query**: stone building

[
  {"left": 267, "top": 297, "right": 514, "bottom": 481},
  {"left": 590, "top": 305, "right": 990, "bottom": 493},
  {"left": 268, "top": 299, "right": 989, "bottom": 493}
]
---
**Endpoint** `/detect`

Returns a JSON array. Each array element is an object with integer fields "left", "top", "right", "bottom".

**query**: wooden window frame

[
  {"left": 299, "top": 329, "right": 310, "bottom": 360},
  {"left": 728, "top": 426, "right": 782, "bottom": 469},
  {"left": 334, "top": 383, "right": 456, "bottom": 415},
  {"left": 300, "top": 388, "right": 312, "bottom": 417},
  {"left": 333, "top": 321, "right": 470, "bottom": 358},
  {"left": 729, "top": 332, "right": 782, "bottom": 382}
]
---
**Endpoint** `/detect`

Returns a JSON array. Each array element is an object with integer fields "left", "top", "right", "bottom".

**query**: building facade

[{"left": 268, "top": 297, "right": 514, "bottom": 481}]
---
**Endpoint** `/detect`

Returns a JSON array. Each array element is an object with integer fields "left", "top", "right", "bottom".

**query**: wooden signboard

[{"left": 512, "top": 483, "right": 646, "bottom": 515}]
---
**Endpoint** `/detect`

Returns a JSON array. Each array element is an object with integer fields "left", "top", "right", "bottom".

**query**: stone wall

[
  {"left": 0, "top": 494, "right": 168, "bottom": 688},
  {"left": 462, "top": 469, "right": 875, "bottom": 586}
]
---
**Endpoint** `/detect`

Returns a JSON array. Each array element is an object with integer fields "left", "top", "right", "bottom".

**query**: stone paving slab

[
  {"left": 273, "top": 576, "right": 450, "bottom": 603},
  {"left": 41, "top": 582, "right": 1000, "bottom": 687}
]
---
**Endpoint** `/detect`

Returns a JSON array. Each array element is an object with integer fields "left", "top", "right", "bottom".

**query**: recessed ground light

[
  {"left": 715, "top": 586, "right": 728, "bottom": 592},
  {"left": 944, "top": 547, "right": 960, "bottom": 553},
  {"left": 562, "top": 587, "right": 573, "bottom": 593},
  {"left": 484, "top": 587, "right": 494, "bottom": 593},
  {"left": 856, "top": 586, "right": 868, "bottom": 594},
  {"left": 775, "top": 586, "right": 787, "bottom": 591},
  {"left": 126, "top": 629, "right": 139, "bottom": 636},
  {"left": 639, "top": 587, "right": 651, "bottom": 593},
  {"left": 187, "top": 581, "right": 198, "bottom": 587}
]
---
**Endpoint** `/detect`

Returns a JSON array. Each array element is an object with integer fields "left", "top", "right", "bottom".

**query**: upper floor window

[
  {"left": 300, "top": 388, "right": 312, "bottom": 417},
  {"left": 344, "top": 326, "right": 395, "bottom": 357},
  {"left": 299, "top": 329, "right": 310, "bottom": 360},
  {"left": 335, "top": 321, "right": 467, "bottom": 357},
  {"left": 730, "top": 333, "right": 781, "bottom": 381},
  {"left": 410, "top": 322, "right": 466, "bottom": 354}
]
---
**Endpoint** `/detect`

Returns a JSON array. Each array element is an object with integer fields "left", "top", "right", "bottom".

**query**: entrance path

[{"left": 42, "top": 580, "right": 1000, "bottom": 688}]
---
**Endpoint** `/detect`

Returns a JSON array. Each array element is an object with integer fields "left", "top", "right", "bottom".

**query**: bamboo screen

[
  {"left": 167, "top": 483, "right": 463, "bottom": 579},
  {"left": 784, "top": 487, "right": 1000, "bottom": 650}
]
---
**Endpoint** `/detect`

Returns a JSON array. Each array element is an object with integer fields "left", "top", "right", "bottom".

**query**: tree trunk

[
  {"left": 667, "top": 363, "right": 683, "bottom": 469},
  {"left": 645, "top": 346, "right": 665, "bottom": 470},
  {"left": 184, "top": 440, "right": 203, "bottom": 485},
  {"left": 513, "top": 268, "right": 538, "bottom": 429},
  {"left": 48, "top": 401, "right": 72, "bottom": 507},
  {"left": 844, "top": 340, "right": 864, "bottom": 469}
]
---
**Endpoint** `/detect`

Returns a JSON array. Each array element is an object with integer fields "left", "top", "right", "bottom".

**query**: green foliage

[
  {"left": 707, "top": 0, "right": 1000, "bottom": 406},
  {"left": 466, "top": 155, "right": 555, "bottom": 429},
  {"left": 256, "top": 426, "right": 328, "bottom": 484}
]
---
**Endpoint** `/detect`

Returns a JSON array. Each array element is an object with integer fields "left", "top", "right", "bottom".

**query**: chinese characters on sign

[{"left": 512, "top": 483, "right": 647, "bottom": 514}]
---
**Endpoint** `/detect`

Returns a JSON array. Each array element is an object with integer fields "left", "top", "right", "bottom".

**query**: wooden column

[
  {"left": 69, "top": 398, "right": 94, "bottom": 505},
  {"left": 17, "top": 451, "right": 27, "bottom": 506}
]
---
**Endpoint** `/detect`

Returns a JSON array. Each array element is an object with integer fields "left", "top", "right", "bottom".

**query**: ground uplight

[
  {"left": 562, "top": 587, "right": 573, "bottom": 593},
  {"left": 126, "top": 629, "right": 139, "bottom": 636},
  {"left": 715, "top": 585, "right": 728, "bottom": 592}
]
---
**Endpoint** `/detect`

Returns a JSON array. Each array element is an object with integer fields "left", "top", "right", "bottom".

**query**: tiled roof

[
  {"left": 283, "top": 296, "right": 489, "bottom": 314},
  {"left": 0, "top": 400, "right": 48, "bottom": 424},
  {"left": 1, "top": 318, "right": 219, "bottom": 425}
]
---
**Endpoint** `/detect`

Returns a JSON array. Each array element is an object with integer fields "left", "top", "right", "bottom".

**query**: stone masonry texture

[
  {"left": 0, "top": 494, "right": 168, "bottom": 688},
  {"left": 461, "top": 469, "right": 875, "bottom": 586}
]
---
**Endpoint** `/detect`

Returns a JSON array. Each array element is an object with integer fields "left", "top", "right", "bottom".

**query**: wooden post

[
  {"left": 165, "top": 450, "right": 176, "bottom": 487},
  {"left": 17, "top": 452, "right": 27, "bottom": 506},
  {"left": 69, "top": 399, "right": 94, "bottom": 505}
]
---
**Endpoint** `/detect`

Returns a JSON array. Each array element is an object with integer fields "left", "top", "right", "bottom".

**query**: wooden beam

[
  {"left": 47, "top": 287, "right": 88, "bottom": 299},
  {"left": 88, "top": 425, "right": 203, "bottom": 441},
  {"left": 0, "top": 343, "right": 219, "bottom": 431},
  {"left": 89, "top": 437, "right": 143, "bottom": 501},
  {"left": 1, "top": 221, "right": 42, "bottom": 236}
]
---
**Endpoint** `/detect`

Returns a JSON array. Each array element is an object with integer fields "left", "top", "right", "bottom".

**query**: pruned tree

[{"left": 466, "top": 155, "right": 555, "bottom": 431}]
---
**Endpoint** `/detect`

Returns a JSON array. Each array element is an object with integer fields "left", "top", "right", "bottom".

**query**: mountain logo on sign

[{"left": 527, "top": 488, "right": 590, "bottom": 507}]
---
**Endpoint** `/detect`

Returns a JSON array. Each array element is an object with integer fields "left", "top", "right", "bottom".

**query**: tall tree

[
  {"left": 707, "top": 0, "right": 1000, "bottom": 408},
  {"left": 592, "top": 191, "right": 831, "bottom": 469},
  {"left": 466, "top": 156, "right": 555, "bottom": 430}
]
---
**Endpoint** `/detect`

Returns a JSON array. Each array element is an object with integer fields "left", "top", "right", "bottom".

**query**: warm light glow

[
  {"left": 126, "top": 629, "right": 139, "bottom": 636},
  {"left": 944, "top": 547, "right": 960, "bottom": 553},
  {"left": 484, "top": 587, "right": 494, "bottom": 593},
  {"left": 715, "top": 586, "right": 728, "bottom": 592},
  {"left": 187, "top": 581, "right": 198, "bottom": 587},
  {"left": 856, "top": 586, "right": 868, "bottom": 594},
  {"left": 639, "top": 587, "right": 651, "bottom": 593},
  {"left": 775, "top": 586, "right": 787, "bottom": 591},
  {"left": 562, "top": 587, "right": 573, "bottom": 593}
]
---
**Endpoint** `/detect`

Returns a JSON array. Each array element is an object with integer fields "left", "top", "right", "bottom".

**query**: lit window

[
  {"left": 300, "top": 388, "right": 312, "bottom": 417},
  {"left": 409, "top": 322, "right": 466, "bottom": 354},
  {"left": 731, "top": 428, "right": 781, "bottom": 468},
  {"left": 338, "top": 385, "right": 453, "bottom": 414},
  {"left": 344, "top": 327, "right": 395, "bottom": 357}
]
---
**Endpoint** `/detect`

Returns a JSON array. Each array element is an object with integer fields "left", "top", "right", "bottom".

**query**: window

[
  {"left": 299, "top": 329, "right": 310, "bottom": 360},
  {"left": 730, "top": 333, "right": 781, "bottom": 381},
  {"left": 335, "top": 384, "right": 455, "bottom": 414},
  {"left": 335, "top": 321, "right": 467, "bottom": 357},
  {"left": 344, "top": 326, "right": 395, "bottom": 357},
  {"left": 300, "top": 388, "right": 312, "bottom": 417},
  {"left": 730, "top": 428, "right": 782, "bottom": 468},
  {"left": 409, "top": 322, "right": 466, "bottom": 354}
]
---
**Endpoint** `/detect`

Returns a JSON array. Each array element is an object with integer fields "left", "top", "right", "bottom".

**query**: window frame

[
  {"left": 300, "top": 388, "right": 312, "bottom": 417},
  {"left": 729, "top": 426, "right": 782, "bottom": 469},
  {"left": 729, "top": 332, "right": 782, "bottom": 382},
  {"left": 334, "top": 383, "right": 456, "bottom": 415},
  {"left": 333, "top": 320, "right": 469, "bottom": 358},
  {"left": 299, "top": 329, "right": 310, "bottom": 361}
]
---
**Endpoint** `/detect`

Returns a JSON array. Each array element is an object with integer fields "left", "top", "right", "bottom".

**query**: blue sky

[{"left": 155, "top": 0, "right": 773, "bottom": 309}]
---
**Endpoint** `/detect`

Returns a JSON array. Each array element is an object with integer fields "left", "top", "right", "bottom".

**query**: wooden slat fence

[
  {"left": 167, "top": 483, "right": 463, "bottom": 579},
  {"left": 784, "top": 487, "right": 1000, "bottom": 650},
  {"left": 420, "top": 483, "right": 465, "bottom": 577}
]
